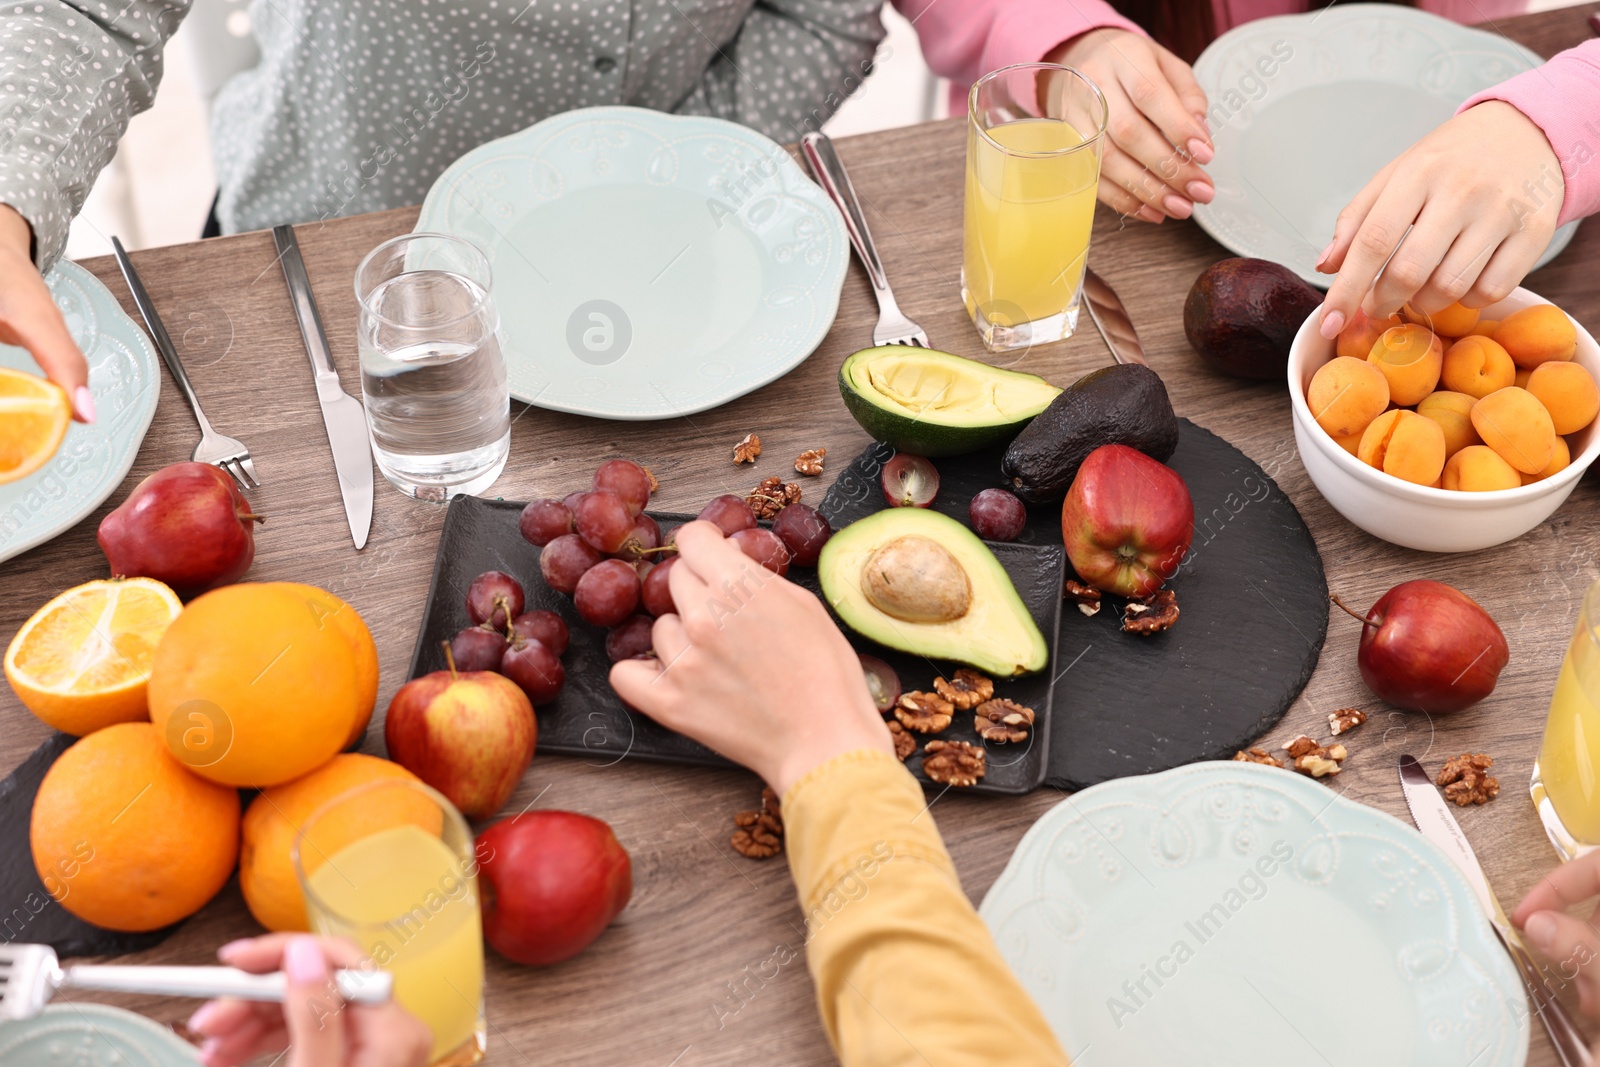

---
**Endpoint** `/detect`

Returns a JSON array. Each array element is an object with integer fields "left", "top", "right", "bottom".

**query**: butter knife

[
  {"left": 1081, "top": 268, "right": 1148, "bottom": 368},
  {"left": 1398, "top": 754, "right": 1593, "bottom": 1066},
  {"left": 272, "top": 224, "right": 374, "bottom": 550}
]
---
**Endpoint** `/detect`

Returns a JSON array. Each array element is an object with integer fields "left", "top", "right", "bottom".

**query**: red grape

[
  {"left": 881, "top": 454, "right": 939, "bottom": 508},
  {"left": 562, "top": 490, "right": 587, "bottom": 511},
  {"left": 772, "top": 503, "right": 832, "bottom": 566},
  {"left": 573, "top": 490, "right": 635, "bottom": 554},
  {"left": 858, "top": 654, "right": 901, "bottom": 713},
  {"left": 466, "top": 571, "right": 525, "bottom": 629},
  {"left": 730, "top": 527, "right": 790, "bottom": 576},
  {"left": 605, "top": 615, "right": 656, "bottom": 662},
  {"left": 502, "top": 638, "right": 565, "bottom": 705},
  {"left": 969, "top": 488, "right": 1026, "bottom": 541},
  {"left": 697, "top": 494, "right": 757, "bottom": 535},
  {"left": 615, "top": 513, "right": 661, "bottom": 561},
  {"left": 641, "top": 555, "right": 679, "bottom": 617},
  {"left": 574, "top": 559, "right": 641, "bottom": 627},
  {"left": 450, "top": 624, "right": 508, "bottom": 672},
  {"left": 540, "top": 534, "right": 602, "bottom": 594},
  {"left": 592, "top": 459, "right": 653, "bottom": 516},
  {"left": 510, "top": 610, "right": 569, "bottom": 657},
  {"left": 518, "top": 498, "right": 573, "bottom": 547}
]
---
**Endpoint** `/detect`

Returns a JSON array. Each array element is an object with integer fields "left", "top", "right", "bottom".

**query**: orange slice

[
  {"left": 0, "top": 367, "right": 71, "bottom": 485},
  {"left": 5, "top": 578, "right": 183, "bottom": 735}
]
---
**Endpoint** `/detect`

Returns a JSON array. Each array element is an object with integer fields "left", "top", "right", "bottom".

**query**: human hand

[
  {"left": 0, "top": 203, "right": 92, "bottom": 420},
  {"left": 610, "top": 521, "right": 893, "bottom": 796},
  {"left": 1512, "top": 851, "right": 1600, "bottom": 1019},
  {"left": 1317, "top": 101, "right": 1563, "bottom": 338},
  {"left": 187, "top": 934, "right": 432, "bottom": 1067},
  {"left": 1046, "top": 29, "right": 1213, "bottom": 223}
]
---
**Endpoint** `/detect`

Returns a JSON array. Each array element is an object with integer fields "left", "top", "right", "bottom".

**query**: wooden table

[{"left": 5, "top": 7, "right": 1598, "bottom": 1063}]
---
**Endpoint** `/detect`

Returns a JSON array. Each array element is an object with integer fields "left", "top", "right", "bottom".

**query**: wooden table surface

[{"left": 5, "top": 7, "right": 1599, "bottom": 1064}]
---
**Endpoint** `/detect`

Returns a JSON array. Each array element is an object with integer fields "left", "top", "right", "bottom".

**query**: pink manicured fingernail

[
  {"left": 216, "top": 938, "right": 252, "bottom": 960},
  {"left": 1162, "top": 194, "right": 1193, "bottom": 219},
  {"left": 187, "top": 1002, "right": 222, "bottom": 1033},
  {"left": 199, "top": 1037, "right": 223, "bottom": 1065},
  {"left": 1525, "top": 911, "right": 1557, "bottom": 951},
  {"left": 1186, "top": 181, "right": 1213, "bottom": 204},
  {"left": 284, "top": 935, "right": 328, "bottom": 984},
  {"left": 1186, "top": 138, "right": 1213, "bottom": 164},
  {"left": 1315, "top": 241, "right": 1336, "bottom": 269},
  {"left": 1136, "top": 205, "right": 1164, "bottom": 224},
  {"left": 72, "top": 385, "right": 95, "bottom": 424},
  {"left": 1319, "top": 309, "right": 1346, "bottom": 339}
]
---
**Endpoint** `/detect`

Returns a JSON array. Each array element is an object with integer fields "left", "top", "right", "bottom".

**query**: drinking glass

[
  {"left": 962, "top": 63, "right": 1107, "bottom": 352},
  {"left": 1531, "top": 577, "right": 1600, "bottom": 860},
  {"left": 294, "top": 778, "right": 486, "bottom": 1066},
  {"left": 355, "top": 233, "right": 510, "bottom": 501}
]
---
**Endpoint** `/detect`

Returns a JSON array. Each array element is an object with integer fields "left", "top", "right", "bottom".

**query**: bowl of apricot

[{"left": 1288, "top": 289, "right": 1600, "bottom": 552}]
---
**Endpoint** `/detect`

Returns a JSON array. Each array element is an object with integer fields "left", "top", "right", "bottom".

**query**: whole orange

[
  {"left": 30, "top": 722, "right": 240, "bottom": 932},
  {"left": 149, "top": 582, "right": 363, "bottom": 787},
  {"left": 240, "top": 753, "right": 420, "bottom": 932},
  {"left": 266, "top": 583, "right": 380, "bottom": 749}
]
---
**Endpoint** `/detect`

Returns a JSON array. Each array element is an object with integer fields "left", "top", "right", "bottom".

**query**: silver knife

[
  {"left": 272, "top": 224, "right": 374, "bottom": 550},
  {"left": 1398, "top": 754, "right": 1593, "bottom": 1066},
  {"left": 1081, "top": 267, "right": 1149, "bottom": 368}
]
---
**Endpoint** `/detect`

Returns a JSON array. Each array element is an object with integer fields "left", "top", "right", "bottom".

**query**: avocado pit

[{"left": 861, "top": 535, "right": 972, "bottom": 623}]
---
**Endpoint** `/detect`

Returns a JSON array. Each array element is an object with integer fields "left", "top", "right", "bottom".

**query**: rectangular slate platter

[{"left": 407, "top": 497, "right": 1065, "bottom": 796}]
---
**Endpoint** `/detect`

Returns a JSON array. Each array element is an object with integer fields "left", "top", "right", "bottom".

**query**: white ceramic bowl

[{"left": 1288, "top": 288, "right": 1600, "bottom": 552}]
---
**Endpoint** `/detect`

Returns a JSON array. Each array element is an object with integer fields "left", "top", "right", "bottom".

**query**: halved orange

[
  {"left": 5, "top": 578, "right": 183, "bottom": 735},
  {"left": 0, "top": 367, "right": 71, "bottom": 485}
]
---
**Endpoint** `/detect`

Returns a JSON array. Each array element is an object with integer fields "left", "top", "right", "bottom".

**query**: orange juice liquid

[
  {"left": 1538, "top": 635, "right": 1600, "bottom": 844},
  {"left": 962, "top": 118, "right": 1099, "bottom": 329},
  {"left": 306, "top": 824, "right": 484, "bottom": 1064}
]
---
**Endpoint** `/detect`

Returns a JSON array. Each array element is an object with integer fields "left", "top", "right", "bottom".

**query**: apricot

[
  {"left": 1526, "top": 361, "right": 1600, "bottom": 435},
  {"left": 1441, "top": 335, "right": 1516, "bottom": 399},
  {"left": 1471, "top": 386, "right": 1558, "bottom": 474},
  {"left": 1443, "top": 446, "right": 1522, "bottom": 492},
  {"left": 1497, "top": 304, "right": 1577, "bottom": 369},
  {"left": 1367, "top": 325, "right": 1443, "bottom": 406},
  {"left": 1468, "top": 319, "right": 1499, "bottom": 339},
  {"left": 1308, "top": 356, "right": 1390, "bottom": 438},
  {"left": 1357, "top": 409, "right": 1446, "bottom": 486},
  {"left": 1331, "top": 430, "right": 1362, "bottom": 456},
  {"left": 1403, "top": 300, "right": 1479, "bottom": 338},
  {"left": 1336, "top": 308, "right": 1404, "bottom": 361},
  {"left": 1515, "top": 367, "right": 1533, "bottom": 389},
  {"left": 1415, "top": 390, "right": 1482, "bottom": 458},
  {"left": 1521, "top": 436, "right": 1572, "bottom": 485}
]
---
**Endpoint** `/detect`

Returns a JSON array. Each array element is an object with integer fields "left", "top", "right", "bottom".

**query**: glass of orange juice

[
  {"left": 1531, "top": 577, "right": 1600, "bottom": 860},
  {"left": 295, "top": 778, "right": 486, "bottom": 1066},
  {"left": 963, "top": 63, "right": 1107, "bottom": 352}
]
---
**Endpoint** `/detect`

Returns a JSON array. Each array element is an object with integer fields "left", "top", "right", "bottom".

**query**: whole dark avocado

[
  {"left": 1184, "top": 257, "right": 1323, "bottom": 380},
  {"left": 1001, "top": 363, "right": 1179, "bottom": 505}
]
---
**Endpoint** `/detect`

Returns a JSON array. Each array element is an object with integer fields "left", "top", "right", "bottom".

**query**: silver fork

[
  {"left": 801, "top": 131, "right": 930, "bottom": 348},
  {"left": 111, "top": 237, "right": 261, "bottom": 491}
]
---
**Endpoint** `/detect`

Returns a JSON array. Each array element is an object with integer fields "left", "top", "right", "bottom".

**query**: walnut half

[
  {"left": 1437, "top": 753, "right": 1500, "bottom": 806},
  {"left": 733, "top": 433, "right": 762, "bottom": 464},
  {"left": 1328, "top": 708, "right": 1368, "bottom": 735},
  {"left": 1122, "top": 589, "right": 1179, "bottom": 635},
  {"left": 1233, "top": 747, "right": 1284, "bottom": 768},
  {"left": 794, "top": 448, "right": 826, "bottom": 476},
  {"left": 731, "top": 786, "right": 784, "bottom": 859},
  {"left": 747, "top": 476, "right": 801, "bottom": 520},
  {"left": 933, "top": 668, "right": 993, "bottom": 710},
  {"left": 887, "top": 720, "right": 916, "bottom": 762},
  {"left": 895, "top": 691, "right": 954, "bottom": 734},
  {"left": 922, "top": 740, "right": 986, "bottom": 787},
  {"left": 1064, "top": 579, "right": 1102, "bottom": 617},
  {"left": 974, "top": 698, "right": 1033, "bottom": 743}
]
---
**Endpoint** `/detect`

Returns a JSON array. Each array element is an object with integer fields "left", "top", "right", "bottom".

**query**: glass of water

[{"left": 355, "top": 233, "right": 510, "bottom": 501}]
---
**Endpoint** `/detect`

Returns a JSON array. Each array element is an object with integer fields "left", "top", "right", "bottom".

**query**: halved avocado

[
  {"left": 839, "top": 346, "right": 1061, "bottom": 457},
  {"left": 817, "top": 508, "right": 1049, "bottom": 677}
]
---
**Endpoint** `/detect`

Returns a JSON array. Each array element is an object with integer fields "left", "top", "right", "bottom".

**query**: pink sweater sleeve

[
  {"left": 891, "top": 0, "right": 1144, "bottom": 88},
  {"left": 1458, "top": 39, "right": 1600, "bottom": 228}
]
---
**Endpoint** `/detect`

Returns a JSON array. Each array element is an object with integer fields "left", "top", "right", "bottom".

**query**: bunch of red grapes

[{"left": 451, "top": 572, "right": 571, "bottom": 706}]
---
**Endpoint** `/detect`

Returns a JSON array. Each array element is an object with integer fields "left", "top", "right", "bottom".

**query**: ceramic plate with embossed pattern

[
  {"left": 1192, "top": 3, "right": 1577, "bottom": 288},
  {"left": 415, "top": 106, "right": 849, "bottom": 419},
  {"left": 0, "top": 1003, "right": 199, "bottom": 1065},
  {"left": 980, "top": 761, "right": 1528, "bottom": 1065},
  {"left": 0, "top": 261, "right": 160, "bottom": 564}
]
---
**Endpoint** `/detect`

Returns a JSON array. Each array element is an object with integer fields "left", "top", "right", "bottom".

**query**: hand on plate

[
  {"left": 1046, "top": 29, "right": 1213, "bottom": 223},
  {"left": 0, "top": 203, "right": 92, "bottom": 420},
  {"left": 187, "top": 934, "right": 432, "bottom": 1067},
  {"left": 1514, "top": 851, "right": 1600, "bottom": 1021},
  {"left": 1317, "top": 101, "right": 1563, "bottom": 336},
  {"left": 610, "top": 521, "right": 893, "bottom": 797}
]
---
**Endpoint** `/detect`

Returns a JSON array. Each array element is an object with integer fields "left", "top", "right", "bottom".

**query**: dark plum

[
  {"left": 772, "top": 503, "right": 832, "bottom": 567},
  {"left": 540, "top": 534, "right": 602, "bottom": 595},
  {"left": 466, "top": 570, "right": 524, "bottom": 629},
  {"left": 969, "top": 488, "right": 1027, "bottom": 542},
  {"left": 510, "top": 610, "right": 569, "bottom": 657}
]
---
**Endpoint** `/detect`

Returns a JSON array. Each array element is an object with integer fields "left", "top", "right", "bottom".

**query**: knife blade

[
  {"left": 1398, "top": 754, "right": 1594, "bottom": 1066},
  {"left": 1081, "top": 268, "right": 1149, "bottom": 368},
  {"left": 272, "top": 224, "right": 374, "bottom": 550}
]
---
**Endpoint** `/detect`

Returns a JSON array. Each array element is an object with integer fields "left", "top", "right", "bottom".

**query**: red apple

[
  {"left": 385, "top": 658, "right": 536, "bottom": 819},
  {"left": 97, "top": 461, "right": 262, "bottom": 598},
  {"left": 476, "top": 811, "right": 632, "bottom": 966},
  {"left": 1335, "top": 580, "right": 1508, "bottom": 713},
  {"left": 1060, "top": 444, "right": 1194, "bottom": 599}
]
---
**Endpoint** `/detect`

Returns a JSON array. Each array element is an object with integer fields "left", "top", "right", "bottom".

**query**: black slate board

[
  {"left": 818, "top": 419, "right": 1328, "bottom": 790},
  {"left": 0, "top": 732, "right": 181, "bottom": 958},
  {"left": 408, "top": 498, "right": 1065, "bottom": 795}
]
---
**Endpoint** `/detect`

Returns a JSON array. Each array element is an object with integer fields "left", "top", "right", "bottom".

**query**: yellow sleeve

[{"left": 782, "top": 748, "right": 1069, "bottom": 1067}]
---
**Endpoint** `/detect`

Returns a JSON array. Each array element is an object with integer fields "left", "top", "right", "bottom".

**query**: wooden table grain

[{"left": 4, "top": 7, "right": 1598, "bottom": 1064}]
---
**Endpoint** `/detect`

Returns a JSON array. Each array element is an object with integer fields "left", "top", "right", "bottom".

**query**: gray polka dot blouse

[{"left": 0, "top": 0, "right": 886, "bottom": 270}]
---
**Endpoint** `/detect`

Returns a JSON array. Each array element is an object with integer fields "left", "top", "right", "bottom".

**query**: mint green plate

[
  {"left": 0, "top": 260, "right": 159, "bottom": 563},
  {"left": 0, "top": 1003, "right": 199, "bottom": 1065},
  {"left": 415, "top": 106, "right": 849, "bottom": 420},
  {"left": 981, "top": 761, "right": 1528, "bottom": 1066}
]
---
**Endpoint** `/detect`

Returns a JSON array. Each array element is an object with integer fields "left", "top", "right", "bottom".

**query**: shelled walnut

[
  {"left": 1063, "top": 579, "right": 1102, "bottom": 617},
  {"left": 894, "top": 691, "right": 954, "bottom": 734},
  {"left": 922, "top": 740, "right": 986, "bottom": 787},
  {"left": 1283, "top": 735, "right": 1348, "bottom": 779},
  {"left": 1437, "top": 753, "right": 1500, "bottom": 806},
  {"left": 733, "top": 433, "right": 762, "bottom": 464},
  {"left": 794, "top": 448, "right": 826, "bottom": 476},
  {"left": 747, "top": 476, "right": 802, "bottom": 519},
  {"left": 974, "top": 698, "right": 1033, "bottom": 743},
  {"left": 731, "top": 786, "right": 784, "bottom": 859},
  {"left": 1122, "top": 589, "right": 1179, "bottom": 635},
  {"left": 641, "top": 466, "right": 659, "bottom": 493},
  {"left": 933, "top": 669, "right": 993, "bottom": 710},
  {"left": 887, "top": 720, "right": 916, "bottom": 762},
  {"left": 1232, "top": 747, "right": 1284, "bottom": 768},
  {"left": 1328, "top": 708, "right": 1368, "bottom": 735}
]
